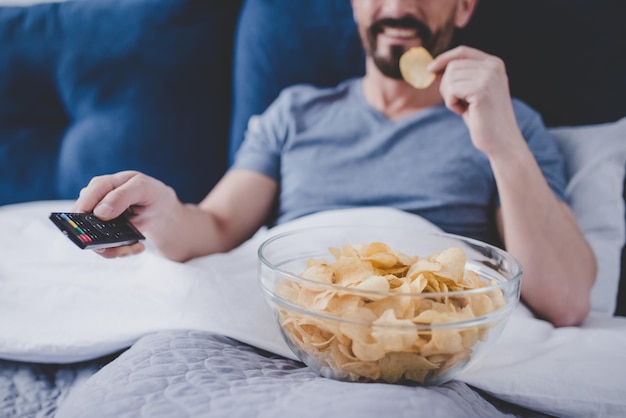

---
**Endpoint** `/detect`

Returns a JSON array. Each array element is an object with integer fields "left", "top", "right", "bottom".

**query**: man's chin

[
  {"left": 372, "top": 58, "right": 403, "bottom": 80},
  {"left": 372, "top": 46, "right": 406, "bottom": 79}
]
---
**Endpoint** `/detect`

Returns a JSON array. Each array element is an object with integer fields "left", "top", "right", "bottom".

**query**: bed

[
  {"left": 1, "top": 0, "right": 626, "bottom": 416},
  {"left": 1, "top": 119, "right": 626, "bottom": 416}
]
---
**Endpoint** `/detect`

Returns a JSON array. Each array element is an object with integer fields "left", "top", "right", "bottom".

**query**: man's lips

[
  {"left": 370, "top": 17, "right": 432, "bottom": 46},
  {"left": 381, "top": 26, "right": 418, "bottom": 39}
]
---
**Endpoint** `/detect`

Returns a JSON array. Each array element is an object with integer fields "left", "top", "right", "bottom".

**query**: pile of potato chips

[{"left": 276, "top": 242, "right": 507, "bottom": 384}]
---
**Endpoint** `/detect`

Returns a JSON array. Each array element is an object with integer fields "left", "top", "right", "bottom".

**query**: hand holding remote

[
  {"left": 69, "top": 168, "right": 278, "bottom": 262},
  {"left": 69, "top": 170, "right": 179, "bottom": 258}
]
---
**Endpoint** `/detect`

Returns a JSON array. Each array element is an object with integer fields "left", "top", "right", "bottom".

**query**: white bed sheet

[{"left": 1, "top": 201, "right": 625, "bottom": 417}]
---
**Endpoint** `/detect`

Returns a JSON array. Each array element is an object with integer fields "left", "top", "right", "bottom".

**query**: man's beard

[
  {"left": 373, "top": 44, "right": 407, "bottom": 79},
  {"left": 365, "top": 15, "right": 457, "bottom": 80}
]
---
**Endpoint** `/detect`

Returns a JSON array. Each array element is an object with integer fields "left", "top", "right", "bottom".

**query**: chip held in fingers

[{"left": 399, "top": 46, "right": 436, "bottom": 89}]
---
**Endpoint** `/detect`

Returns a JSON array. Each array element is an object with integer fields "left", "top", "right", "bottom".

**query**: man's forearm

[{"left": 490, "top": 138, "right": 597, "bottom": 326}]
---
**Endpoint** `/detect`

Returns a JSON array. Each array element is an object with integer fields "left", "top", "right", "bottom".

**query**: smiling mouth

[
  {"left": 371, "top": 16, "right": 432, "bottom": 47},
  {"left": 381, "top": 26, "right": 418, "bottom": 39}
]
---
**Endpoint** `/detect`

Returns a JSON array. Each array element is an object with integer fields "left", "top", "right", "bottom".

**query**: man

[{"left": 72, "top": 0, "right": 596, "bottom": 327}]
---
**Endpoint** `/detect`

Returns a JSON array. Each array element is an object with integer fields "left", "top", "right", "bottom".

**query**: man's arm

[
  {"left": 72, "top": 169, "right": 278, "bottom": 262},
  {"left": 429, "top": 46, "right": 597, "bottom": 326},
  {"left": 493, "top": 152, "right": 596, "bottom": 327}
]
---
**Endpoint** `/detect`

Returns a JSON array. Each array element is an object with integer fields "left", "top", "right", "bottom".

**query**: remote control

[{"left": 49, "top": 212, "right": 145, "bottom": 250}]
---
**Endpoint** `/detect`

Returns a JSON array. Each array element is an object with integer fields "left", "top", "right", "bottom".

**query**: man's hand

[
  {"left": 428, "top": 46, "right": 520, "bottom": 158},
  {"left": 72, "top": 170, "right": 181, "bottom": 259}
]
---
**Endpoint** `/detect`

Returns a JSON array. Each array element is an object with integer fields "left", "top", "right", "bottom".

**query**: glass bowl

[{"left": 258, "top": 225, "right": 522, "bottom": 386}]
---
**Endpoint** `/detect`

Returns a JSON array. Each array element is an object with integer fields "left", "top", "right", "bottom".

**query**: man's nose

[{"left": 379, "top": 0, "right": 418, "bottom": 19}]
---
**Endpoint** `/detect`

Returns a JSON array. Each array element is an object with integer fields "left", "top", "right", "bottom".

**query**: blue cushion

[
  {"left": 0, "top": 0, "right": 240, "bottom": 206},
  {"left": 229, "top": 0, "right": 363, "bottom": 164},
  {"left": 0, "top": 5, "right": 68, "bottom": 204}
]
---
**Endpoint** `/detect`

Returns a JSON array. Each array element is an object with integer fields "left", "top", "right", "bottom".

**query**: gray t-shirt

[{"left": 231, "top": 78, "right": 566, "bottom": 246}]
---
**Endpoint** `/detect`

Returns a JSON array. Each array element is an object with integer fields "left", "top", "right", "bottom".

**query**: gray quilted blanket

[
  {"left": 42, "top": 330, "right": 545, "bottom": 418},
  {"left": 0, "top": 355, "right": 112, "bottom": 418}
]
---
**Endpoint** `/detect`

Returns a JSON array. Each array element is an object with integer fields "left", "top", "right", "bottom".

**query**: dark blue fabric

[
  {"left": 229, "top": 0, "right": 626, "bottom": 162},
  {"left": 460, "top": 0, "right": 626, "bottom": 128},
  {"left": 229, "top": 0, "right": 363, "bottom": 164},
  {"left": 0, "top": 0, "right": 240, "bottom": 206},
  {"left": 0, "top": 5, "right": 68, "bottom": 203},
  {"left": 2, "top": 0, "right": 624, "bottom": 206}
]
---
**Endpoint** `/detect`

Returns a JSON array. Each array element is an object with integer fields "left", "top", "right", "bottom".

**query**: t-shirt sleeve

[
  {"left": 230, "top": 90, "right": 292, "bottom": 181},
  {"left": 509, "top": 99, "right": 568, "bottom": 203}
]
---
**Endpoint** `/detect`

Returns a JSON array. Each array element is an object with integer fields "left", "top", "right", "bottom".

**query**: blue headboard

[{"left": 0, "top": 0, "right": 241, "bottom": 205}]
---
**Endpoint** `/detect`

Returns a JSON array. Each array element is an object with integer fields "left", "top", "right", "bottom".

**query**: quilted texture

[
  {"left": 55, "top": 330, "right": 545, "bottom": 418},
  {"left": 0, "top": 0, "right": 240, "bottom": 205},
  {"left": 0, "top": 354, "right": 115, "bottom": 418}
]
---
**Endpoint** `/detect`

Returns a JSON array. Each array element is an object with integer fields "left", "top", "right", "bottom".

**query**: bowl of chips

[{"left": 258, "top": 225, "right": 522, "bottom": 385}]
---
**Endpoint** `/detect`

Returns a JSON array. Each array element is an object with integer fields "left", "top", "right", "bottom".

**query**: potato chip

[
  {"left": 352, "top": 340, "right": 388, "bottom": 362},
  {"left": 354, "top": 275, "right": 390, "bottom": 293},
  {"left": 334, "top": 338, "right": 358, "bottom": 363},
  {"left": 329, "top": 244, "right": 358, "bottom": 259},
  {"left": 311, "top": 289, "right": 337, "bottom": 310},
  {"left": 434, "top": 247, "right": 466, "bottom": 283},
  {"left": 462, "top": 270, "right": 484, "bottom": 288},
  {"left": 324, "top": 294, "right": 362, "bottom": 316},
  {"left": 469, "top": 293, "right": 495, "bottom": 317},
  {"left": 379, "top": 352, "right": 438, "bottom": 384},
  {"left": 301, "top": 263, "right": 335, "bottom": 284},
  {"left": 282, "top": 315, "right": 336, "bottom": 349},
  {"left": 460, "top": 327, "right": 479, "bottom": 350},
  {"left": 399, "top": 46, "right": 436, "bottom": 89},
  {"left": 342, "top": 360, "right": 381, "bottom": 381},
  {"left": 362, "top": 242, "right": 398, "bottom": 268},
  {"left": 406, "top": 257, "right": 442, "bottom": 279},
  {"left": 330, "top": 257, "right": 374, "bottom": 286},
  {"left": 371, "top": 309, "right": 419, "bottom": 352},
  {"left": 365, "top": 296, "right": 413, "bottom": 319}
]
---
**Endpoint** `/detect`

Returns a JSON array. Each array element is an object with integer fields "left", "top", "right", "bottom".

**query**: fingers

[
  {"left": 427, "top": 45, "right": 487, "bottom": 74},
  {"left": 70, "top": 171, "right": 161, "bottom": 259},
  {"left": 94, "top": 242, "right": 145, "bottom": 258},
  {"left": 439, "top": 61, "right": 485, "bottom": 115},
  {"left": 429, "top": 46, "right": 518, "bottom": 155},
  {"left": 427, "top": 46, "right": 508, "bottom": 116},
  {"left": 72, "top": 171, "right": 147, "bottom": 220}
]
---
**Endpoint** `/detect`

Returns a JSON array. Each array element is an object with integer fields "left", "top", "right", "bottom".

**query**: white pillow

[{"left": 549, "top": 117, "right": 626, "bottom": 316}]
